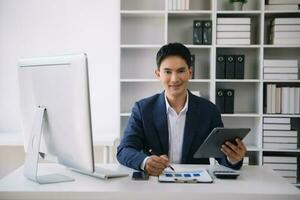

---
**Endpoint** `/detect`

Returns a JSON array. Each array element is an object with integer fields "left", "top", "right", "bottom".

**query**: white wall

[
  {"left": 0, "top": 0, "right": 120, "bottom": 134},
  {"left": 0, "top": 0, "right": 120, "bottom": 176}
]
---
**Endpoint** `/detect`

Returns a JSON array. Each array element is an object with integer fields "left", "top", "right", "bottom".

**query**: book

[
  {"left": 263, "top": 143, "right": 298, "bottom": 149},
  {"left": 263, "top": 117, "right": 290, "bottom": 124},
  {"left": 281, "top": 87, "right": 290, "bottom": 114},
  {"left": 216, "top": 89, "right": 225, "bottom": 113},
  {"left": 295, "top": 88, "right": 300, "bottom": 114},
  {"left": 271, "top": 18, "right": 300, "bottom": 25},
  {"left": 263, "top": 136, "right": 297, "bottom": 143},
  {"left": 193, "top": 20, "right": 203, "bottom": 44},
  {"left": 217, "top": 18, "right": 251, "bottom": 25},
  {"left": 264, "top": 59, "right": 298, "bottom": 67},
  {"left": 216, "top": 55, "right": 226, "bottom": 79},
  {"left": 185, "top": 0, "right": 190, "bottom": 10},
  {"left": 267, "top": 84, "right": 272, "bottom": 114},
  {"left": 217, "top": 38, "right": 251, "bottom": 45},
  {"left": 217, "top": 25, "right": 250, "bottom": 31},
  {"left": 275, "top": 87, "right": 281, "bottom": 114},
  {"left": 284, "top": 177, "right": 297, "bottom": 184},
  {"left": 203, "top": 21, "right": 212, "bottom": 45},
  {"left": 263, "top": 156, "right": 297, "bottom": 163},
  {"left": 263, "top": 163, "right": 298, "bottom": 170},
  {"left": 264, "top": 73, "right": 298, "bottom": 80},
  {"left": 265, "top": 4, "right": 300, "bottom": 10},
  {"left": 235, "top": 55, "right": 245, "bottom": 79},
  {"left": 271, "top": 25, "right": 300, "bottom": 32},
  {"left": 225, "top": 56, "right": 235, "bottom": 79},
  {"left": 274, "top": 170, "right": 297, "bottom": 178},
  {"left": 263, "top": 124, "right": 291, "bottom": 130},
  {"left": 271, "top": 84, "right": 276, "bottom": 114},
  {"left": 267, "top": 0, "right": 300, "bottom": 4},
  {"left": 263, "top": 67, "right": 298, "bottom": 73},
  {"left": 271, "top": 31, "right": 300, "bottom": 39},
  {"left": 224, "top": 89, "right": 234, "bottom": 114},
  {"left": 271, "top": 38, "right": 300, "bottom": 45},
  {"left": 216, "top": 31, "right": 251, "bottom": 38},
  {"left": 263, "top": 130, "right": 298, "bottom": 137},
  {"left": 289, "top": 87, "right": 295, "bottom": 114}
]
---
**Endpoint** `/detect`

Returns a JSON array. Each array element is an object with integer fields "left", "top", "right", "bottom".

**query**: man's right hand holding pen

[{"left": 145, "top": 149, "right": 175, "bottom": 176}]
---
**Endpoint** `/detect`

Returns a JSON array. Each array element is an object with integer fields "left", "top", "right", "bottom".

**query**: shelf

[
  {"left": 121, "top": 44, "right": 162, "bottom": 48},
  {"left": 216, "top": 45, "right": 261, "bottom": 48},
  {"left": 120, "top": 79, "right": 159, "bottom": 82},
  {"left": 264, "top": 45, "right": 300, "bottom": 48},
  {"left": 263, "top": 114, "right": 300, "bottom": 118},
  {"left": 168, "top": 10, "right": 212, "bottom": 15},
  {"left": 121, "top": 10, "right": 165, "bottom": 16},
  {"left": 216, "top": 79, "right": 260, "bottom": 83},
  {"left": 263, "top": 80, "right": 300, "bottom": 83},
  {"left": 264, "top": 10, "right": 300, "bottom": 14},
  {"left": 221, "top": 113, "right": 260, "bottom": 117},
  {"left": 185, "top": 45, "right": 212, "bottom": 48},
  {"left": 217, "top": 10, "right": 262, "bottom": 15}
]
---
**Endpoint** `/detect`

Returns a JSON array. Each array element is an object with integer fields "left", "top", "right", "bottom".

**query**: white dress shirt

[{"left": 140, "top": 92, "right": 188, "bottom": 170}]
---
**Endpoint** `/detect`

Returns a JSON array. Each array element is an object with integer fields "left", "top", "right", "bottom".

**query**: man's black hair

[{"left": 156, "top": 42, "right": 191, "bottom": 69}]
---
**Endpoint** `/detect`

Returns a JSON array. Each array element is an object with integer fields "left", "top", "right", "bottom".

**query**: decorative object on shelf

[{"left": 229, "top": 0, "right": 248, "bottom": 11}]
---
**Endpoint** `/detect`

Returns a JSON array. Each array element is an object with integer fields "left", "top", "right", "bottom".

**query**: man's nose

[{"left": 170, "top": 73, "right": 179, "bottom": 82}]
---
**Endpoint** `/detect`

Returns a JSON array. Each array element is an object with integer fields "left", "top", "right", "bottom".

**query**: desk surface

[{"left": 0, "top": 164, "right": 299, "bottom": 200}]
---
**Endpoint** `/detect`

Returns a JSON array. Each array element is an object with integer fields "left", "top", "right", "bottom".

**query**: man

[{"left": 117, "top": 43, "right": 247, "bottom": 176}]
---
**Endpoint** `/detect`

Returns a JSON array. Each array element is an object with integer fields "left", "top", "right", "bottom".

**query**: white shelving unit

[{"left": 120, "top": 0, "right": 300, "bottom": 185}]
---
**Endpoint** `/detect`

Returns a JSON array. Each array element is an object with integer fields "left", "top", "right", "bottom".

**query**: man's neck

[{"left": 166, "top": 91, "right": 188, "bottom": 114}]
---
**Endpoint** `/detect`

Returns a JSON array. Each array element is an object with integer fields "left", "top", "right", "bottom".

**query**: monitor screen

[{"left": 18, "top": 53, "right": 94, "bottom": 174}]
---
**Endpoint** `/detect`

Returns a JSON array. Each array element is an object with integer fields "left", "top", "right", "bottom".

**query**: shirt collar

[{"left": 164, "top": 91, "right": 189, "bottom": 115}]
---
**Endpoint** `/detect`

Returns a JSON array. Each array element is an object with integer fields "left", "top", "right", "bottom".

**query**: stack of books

[
  {"left": 168, "top": 0, "right": 189, "bottom": 10},
  {"left": 263, "top": 59, "right": 299, "bottom": 80},
  {"left": 216, "top": 17, "right": 251, "bottom": 45},
  {"left": 265, "top": 0, "right": 300, "bottom": 10},
  {"left": 263, "top": 155, "right": 298, "bottom": 184},
  {"left": 263, "top": 117, "right": 298, "bottom": 150},
  {"left": 265, "top": 84, "right": 300, "bottom": 114},
  {"left": 270, "top": 18, "right": 300, "bottom": 45}
]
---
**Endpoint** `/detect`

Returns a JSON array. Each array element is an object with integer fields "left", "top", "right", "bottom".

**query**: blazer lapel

[
  {"left": 152, "top": 92, "right": 169, "bottom": 155},
  {"left": 181, "top": 92, "right": 198, "bottom": 163}
]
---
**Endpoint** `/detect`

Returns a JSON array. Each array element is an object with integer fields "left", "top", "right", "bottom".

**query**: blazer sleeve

[
  {"left": 116, "top": 102, "right": 148, "bottom": 170},
  {"left": 211, "top": 108, "right": 243, "bottom": 170}
]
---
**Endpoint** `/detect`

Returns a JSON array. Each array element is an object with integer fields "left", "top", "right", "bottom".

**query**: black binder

[
  {"left": 225, "top": 55, "right": 235, "bottom": 79},
  {"left": 235, "top": 55, "right": 245, "bottom": 79},
  {"left": 193, "top": 20, "right": 203, "bottom": 45},
  {"left": 216, "top": 55, "right": 225, "bottom": 79},
  {"left": 191, "top": 54, "right": 195, "bottom": 79},
  {"left": 224, "top": 89, "right": 234, "bottom": 114},
  {"left": 216, "top": 89, "right": 225, "bottom": 113},
  {"left": 203, "top": 21, "right": 212, "bottom": 45}
]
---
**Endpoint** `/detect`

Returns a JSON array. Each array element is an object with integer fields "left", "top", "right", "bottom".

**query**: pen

[{"left": 149, "top": 149, "right": 175, "bottom": 172}]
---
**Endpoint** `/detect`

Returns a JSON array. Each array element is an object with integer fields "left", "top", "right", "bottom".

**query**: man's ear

[
  {"left": 188, "top": 67, "right": 193, "bottom": 79},
  {"left": 155, "top": 69, "right": 160, "bottom": 79}
]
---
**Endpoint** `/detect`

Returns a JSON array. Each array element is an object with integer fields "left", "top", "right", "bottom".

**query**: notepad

[{"left": 158, "top": 169, "right": 213, "bottom": 183}]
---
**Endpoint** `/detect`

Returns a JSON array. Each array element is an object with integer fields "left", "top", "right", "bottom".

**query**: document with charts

[{"left": 158, "top": 169, "right": 213, "bottom": 183}]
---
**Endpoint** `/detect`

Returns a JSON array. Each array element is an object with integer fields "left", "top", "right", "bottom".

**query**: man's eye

[
  {"left": 164, "top": 71, "right": 171, "bottom": 74},
  {"left": 179, "top": 70, "right": 186, "bottom": 73}
]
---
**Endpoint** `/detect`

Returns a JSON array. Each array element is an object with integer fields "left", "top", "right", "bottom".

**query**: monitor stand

[{"left": 23, "top": 106, "right": 75, "bottom": 184}]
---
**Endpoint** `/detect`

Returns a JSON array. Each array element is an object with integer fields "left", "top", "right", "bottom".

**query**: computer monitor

[{"left": 18, "top": 53, "right": 95, "bottom": 184}]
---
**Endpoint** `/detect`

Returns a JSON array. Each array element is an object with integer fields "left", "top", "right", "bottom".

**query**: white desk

[{"left": 0, "top": 164, "right": 299, "bottom": 200}]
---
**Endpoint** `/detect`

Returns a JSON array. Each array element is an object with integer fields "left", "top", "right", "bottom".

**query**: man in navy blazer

[{"left": 117, "top": 43, "right": 247, "bottom": 176}]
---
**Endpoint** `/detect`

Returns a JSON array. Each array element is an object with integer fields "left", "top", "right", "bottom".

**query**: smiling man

[{"left": 117, "top": 43, "right": 247, "bottom": 176}]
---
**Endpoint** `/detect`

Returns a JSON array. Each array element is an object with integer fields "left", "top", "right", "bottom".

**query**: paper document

[{"left": 158, "top": 169, "right": 213, "bottom": 183}]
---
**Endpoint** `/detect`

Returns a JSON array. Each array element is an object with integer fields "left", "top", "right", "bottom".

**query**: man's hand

[
  {"left": 145, "top": 155, "right": 169, "bottom": 176},
  {"left": 221, "top": 138, "right": 247, "bottom": 163}
]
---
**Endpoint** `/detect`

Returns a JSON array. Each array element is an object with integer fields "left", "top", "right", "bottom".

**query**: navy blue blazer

[{"left": 117, "top": 91, "right": 243, "bottom": 170}]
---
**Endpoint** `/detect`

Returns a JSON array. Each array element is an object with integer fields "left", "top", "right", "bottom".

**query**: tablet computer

[{"left": 193, "top": 128, "right": 250, "bottom": 158}]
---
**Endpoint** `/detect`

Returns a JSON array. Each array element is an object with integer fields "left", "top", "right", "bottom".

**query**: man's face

[{"left": 155, "top": 55, "right": 192, "bottom": 98}]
